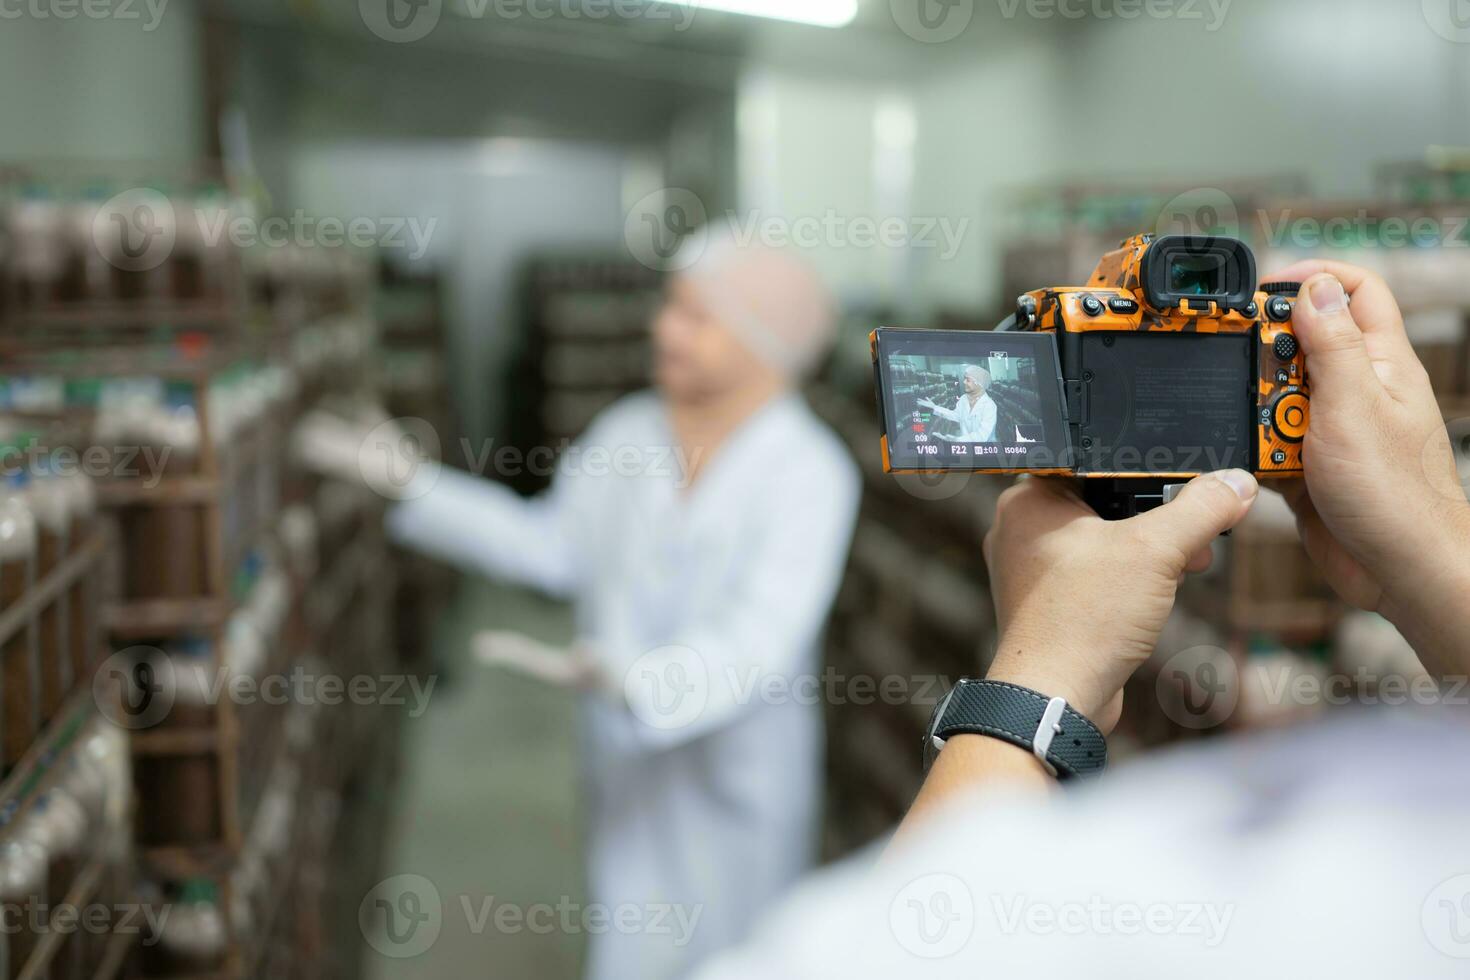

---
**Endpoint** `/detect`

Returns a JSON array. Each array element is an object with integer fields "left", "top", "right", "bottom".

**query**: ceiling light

[{"left": 668, "top": 0, "right": 858, "bottom": 29}]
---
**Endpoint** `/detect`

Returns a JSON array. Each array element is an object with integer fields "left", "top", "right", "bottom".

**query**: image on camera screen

[{"left": 875, "top": 329, "right": 1071, "bottom": 471}]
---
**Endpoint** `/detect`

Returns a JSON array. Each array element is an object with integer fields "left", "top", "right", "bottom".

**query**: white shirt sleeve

[
  {"left": 692, "top": 715, "right": 1470, "bottom": 980},
  {"left": 613, "top": 446, "right": 862, "bottom": 752},
  {"left": 385, "top": 461, "right": 583, "bottom": 599}
]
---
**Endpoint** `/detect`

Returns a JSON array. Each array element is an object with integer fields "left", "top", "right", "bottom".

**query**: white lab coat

[
  {"left": 930, "top": 392, "right": 997, "bottom": 442},
  {"left": 387, "top": 391, "right": 861, "bottom": 980}
]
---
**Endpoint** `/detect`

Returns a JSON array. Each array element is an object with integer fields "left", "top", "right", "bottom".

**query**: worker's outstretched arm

[
  {"left": 293, "top": 409, "right": 584, "bottom": 597},
  {"left": 386, "top": 463, "right": 582, "bottom": 597},
  {"left": 922, "top": 399, "right": 961, "bottom": 423}
]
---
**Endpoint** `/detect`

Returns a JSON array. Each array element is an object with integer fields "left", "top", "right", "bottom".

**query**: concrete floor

[{"left": 364, "top": 578, "right": 586, "bottom": 980}]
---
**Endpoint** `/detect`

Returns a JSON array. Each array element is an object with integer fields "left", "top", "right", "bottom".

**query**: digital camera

[{"left": 871, "top": 234, "right": 1309, "bottom": 517}]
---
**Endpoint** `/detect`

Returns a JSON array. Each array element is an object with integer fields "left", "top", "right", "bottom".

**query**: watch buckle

[{"left": 1031, "top": 697, "right": 1068, "bottom": 778}]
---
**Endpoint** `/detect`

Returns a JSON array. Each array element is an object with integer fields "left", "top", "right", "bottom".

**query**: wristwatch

[{"left": 923, "top": 679, "right": 1107, "bottom": 780}]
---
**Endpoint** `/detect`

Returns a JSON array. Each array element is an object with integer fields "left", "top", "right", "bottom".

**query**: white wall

[
  {"left": 0, "top": 7, "right": 203, "bottom": 161},
  {"left": 733, "top": 32, "right": 1073, "bottom": 319},
  {"left": 290, "top": 140, "right": 649, "bottom": 443},
  {"left": 908, "top": 33, "right": 1074, "bottom": 315},
  {"left": 735, "top": 69, "right": 909, "bottom": 309},
  {"left": 738, "top": 0, "right": 1470, "bottom": 316},
  {"left": 1054, "top": 0, "right": 1470, "bottom": 196}
]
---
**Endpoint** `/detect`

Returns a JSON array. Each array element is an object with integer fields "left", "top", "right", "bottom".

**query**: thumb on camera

[
  {"left": 1292, "top": 274, "right": 1377, "bottom": 409},
  {"left": 1135, "top": 470, "right": 1258, "bottom": 566}
]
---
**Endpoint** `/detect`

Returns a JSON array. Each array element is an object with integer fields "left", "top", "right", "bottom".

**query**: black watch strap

[{"left": 924, "top": 679, "right": 1107, "bottom": 780}]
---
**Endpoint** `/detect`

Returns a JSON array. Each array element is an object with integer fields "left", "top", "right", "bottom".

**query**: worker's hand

[
  {"left": 292, "top": 408, "right": 436, "bottom": 501},
  {"left": 982, "top": 473, "right": 1258, "bottom": 734},
  {"left": 917, "top": 397, "right": 937, "bottom": 411},
  {"left": 474, "top": 631, "right": 603, "bottom": 690},
  {"left": 1265, "top": 261, "right": 1470, "bottom": 673}
]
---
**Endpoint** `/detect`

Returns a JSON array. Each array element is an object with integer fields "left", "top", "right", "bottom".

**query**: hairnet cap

[{"left": 674, "top": 223, "right": 837, "bottom": 378}]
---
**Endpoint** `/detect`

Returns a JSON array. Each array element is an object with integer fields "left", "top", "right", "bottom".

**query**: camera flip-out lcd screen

[{"left": 874, "top": 328, "right": 1072, "bottom": 472}]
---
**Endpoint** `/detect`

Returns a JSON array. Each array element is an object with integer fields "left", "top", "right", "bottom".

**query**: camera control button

[
  {"left": 1107, "top": 297, "right": 1139, "bottom": 315},
  {"left": 1275, "top": 368, "right": 1291, "bottom": 384},
  {"left": 1266, "top": 296, "right": 1293, "bottom": 322},
  {"left": 1271, "top": 450, "right": 1288, "bottom": 465},
  {"left": 1080, "top": 296, "right": 1105, "bottom": 317},
  {"left": 1242, "top": 301, "right": 1259, "bottom": 318},
  {"left": 1272, "top": 391, "right": 1309, "bottom": 443},
  {"left": 1273, "top": 333, "right": 1299, "bottom": 361}
]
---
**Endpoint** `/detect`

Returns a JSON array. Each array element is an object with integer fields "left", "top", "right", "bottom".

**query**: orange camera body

[
  {"left": 870, "top": 234, "right": 1309, "bottom": 517},
  {"left": 1015, "top": 233, "right": 1308, "bottom": 477}
]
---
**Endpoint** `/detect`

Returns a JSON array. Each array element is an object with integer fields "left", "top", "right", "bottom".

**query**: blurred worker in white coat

[
  {"left": 919, "top": 365, "right": 997, "bottom": 442},
  {"left": 305, "top": 225, "right": 861, "bottom": 979}
]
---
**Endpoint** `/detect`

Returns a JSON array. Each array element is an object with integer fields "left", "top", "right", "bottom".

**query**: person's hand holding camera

[
  {"left": 1268, "top": 261, "right": 1470, "bottom": 675},
  {"left": 981, "top": 472, "right": 1259, "bottom": 734},
  {"left": 891, "top": 472, "right": 1259, "bottom": 836}
]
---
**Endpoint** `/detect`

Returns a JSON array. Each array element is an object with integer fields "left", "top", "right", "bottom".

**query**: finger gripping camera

[{"left": 871, "top": 234, "right": 1309, "bottom": 517}]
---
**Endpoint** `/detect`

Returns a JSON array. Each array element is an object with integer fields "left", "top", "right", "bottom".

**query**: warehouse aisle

[{"left": 365, "top": 579, "right": 585, "bottom": 979}]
